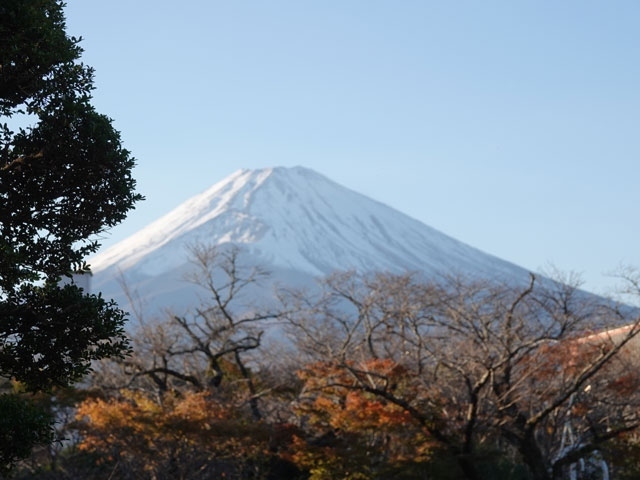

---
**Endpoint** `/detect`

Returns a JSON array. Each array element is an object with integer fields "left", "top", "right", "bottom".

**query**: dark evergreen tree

[{"left": 0, "top": 0, "right": 142, "bottom": 469}]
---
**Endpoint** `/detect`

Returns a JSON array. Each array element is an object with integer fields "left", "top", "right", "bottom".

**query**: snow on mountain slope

[{"left": 89, "top": 166, "right": 533, "bottom": 315}]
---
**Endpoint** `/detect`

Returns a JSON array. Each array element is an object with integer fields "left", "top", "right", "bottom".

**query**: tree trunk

[
  {"left": 519, "top": 430, "right": 552, "bottom": 480},
  {"left": 457, "top": 455, "right": 483, "bottom": 480}
]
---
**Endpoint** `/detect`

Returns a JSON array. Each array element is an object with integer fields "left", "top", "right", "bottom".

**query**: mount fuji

[{"left": 89, "top": 166, "right": 534, "bottom": 316}]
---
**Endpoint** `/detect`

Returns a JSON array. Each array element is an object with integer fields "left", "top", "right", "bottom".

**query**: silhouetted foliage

[
  {"left": 0, "top": 0, "right": 141, "bottom": 469},
  {"left": 0, "top": 393, "right": 53, "bottom": 475}
]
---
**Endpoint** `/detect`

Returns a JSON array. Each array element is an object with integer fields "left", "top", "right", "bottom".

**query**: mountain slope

[{"left": 90, "top": 166, "right": 533, "bottom": 315}]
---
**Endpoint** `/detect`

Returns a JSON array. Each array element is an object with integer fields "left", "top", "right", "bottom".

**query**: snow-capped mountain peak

[{"left": 90, "top": 166, "right": 530, "bottom": 314}]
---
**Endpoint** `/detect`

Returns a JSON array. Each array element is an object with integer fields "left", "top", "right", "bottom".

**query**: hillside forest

[{"left": 7, "top": 244, "right": 640, "bottom": 480}]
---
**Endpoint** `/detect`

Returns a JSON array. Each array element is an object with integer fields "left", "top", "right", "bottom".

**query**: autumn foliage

[
  {"left": 10, "top": 250, "right": 640, "bottom": 480},
  {"left": 75, "top": 390, "right": 280, "bottom": 479},
  {"left": 290, "top": 360, "right": 433, "bottom": 479}
]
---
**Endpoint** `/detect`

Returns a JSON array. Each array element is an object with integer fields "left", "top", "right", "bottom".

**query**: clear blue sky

[{"left": 65, "top": 1, "right": 640, "bottom": 295}]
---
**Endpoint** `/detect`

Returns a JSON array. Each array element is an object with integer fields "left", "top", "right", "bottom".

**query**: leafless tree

[
  {"left": 93, "top": 243, "right": 288, "bottom": 420},
  {"left": 284, "top": 270, "right": 640, "bottom": 480}
]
